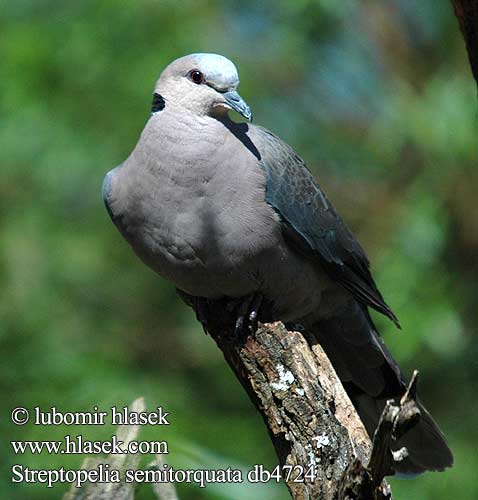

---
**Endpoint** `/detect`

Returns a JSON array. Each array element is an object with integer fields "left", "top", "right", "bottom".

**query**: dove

[{"left": 103, "top": 53, "right": 453, "bottom": 474}]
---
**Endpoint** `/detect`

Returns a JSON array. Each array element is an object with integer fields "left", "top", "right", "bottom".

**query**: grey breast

[{"left": 104, "top": 111, "right": 285, "bottom": 299}]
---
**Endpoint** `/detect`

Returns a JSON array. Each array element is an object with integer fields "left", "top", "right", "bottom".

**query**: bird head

[{"left": 153, "top": 53, "right": 252, "bottom": 121}]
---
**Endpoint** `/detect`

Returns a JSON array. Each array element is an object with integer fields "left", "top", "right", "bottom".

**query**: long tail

[{"left": 304, "top": 301, "right": 453, "bottom": 474}]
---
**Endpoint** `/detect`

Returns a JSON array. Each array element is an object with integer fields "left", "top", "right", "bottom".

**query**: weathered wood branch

[
  {"left": 204, "top": 316, "right": 422, "bottom": 500},
  {"left": 336, "top": 371, "right": 421, "bottom": 500},
  {"left": 64, "top": 398, "right": 147, "bottom": 500},
  {"left": 64, "top": 398, "right": 179, "bottom": 500},
  {"left": 207, "top": 320, "right": 370, "bottom": 500}
]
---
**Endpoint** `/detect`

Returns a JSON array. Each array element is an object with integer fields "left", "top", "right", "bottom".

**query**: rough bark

[
  {"left": 203, "top": 315, "right": 421, "bottom": 500},
  {"left": 208, "top": 320, "right": 370, "bottom": 500}
]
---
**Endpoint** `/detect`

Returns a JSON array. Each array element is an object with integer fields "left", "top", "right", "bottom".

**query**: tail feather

[
  {"left": 398, "top": 404, "right": 454, "bottom": 473},
  {"left": 306, "top": 301, "right": 453, "bottom": 474}
]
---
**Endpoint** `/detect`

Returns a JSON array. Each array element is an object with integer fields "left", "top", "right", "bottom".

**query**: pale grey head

[{"left": 154, "top": 53, "right": 252, "bottom": 121}]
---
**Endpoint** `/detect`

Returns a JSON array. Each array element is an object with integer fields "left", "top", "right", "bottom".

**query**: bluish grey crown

[{"left": 190, "top": 53, "right": 239, "bottom": 91}]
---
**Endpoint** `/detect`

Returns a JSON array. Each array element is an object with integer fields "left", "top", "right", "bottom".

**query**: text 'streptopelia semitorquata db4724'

[{"left": 103, "top": 53, "right": 453, "bottom": 475}]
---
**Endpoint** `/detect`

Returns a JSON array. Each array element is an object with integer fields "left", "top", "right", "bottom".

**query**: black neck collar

[{"left": 151, "top": 93, "right": 166, "bottom": 114}]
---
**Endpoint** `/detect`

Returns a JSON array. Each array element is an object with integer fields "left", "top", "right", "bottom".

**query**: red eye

[{"left": 188, "top": 70, "right": 204, "bottom": 84}]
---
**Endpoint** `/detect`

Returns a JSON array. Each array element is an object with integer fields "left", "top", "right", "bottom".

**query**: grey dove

[{"left": 103, "top": 53, "right": 453, "bottom": 474}]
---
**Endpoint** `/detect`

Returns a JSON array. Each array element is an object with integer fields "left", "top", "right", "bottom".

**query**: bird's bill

[{"left": 223, "top": 90, "right": 252, "bottom": 121}]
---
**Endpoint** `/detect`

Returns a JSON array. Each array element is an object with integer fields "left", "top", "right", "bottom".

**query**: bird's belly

[
  {"left": 129, "top": 214, "right": 330, "bottom": 323},
  {"left": 124, "top": 206, "right": 326, "bottom": 319},
  {"left": 124, "top": 207, "right": 266, "bottom": 299}
]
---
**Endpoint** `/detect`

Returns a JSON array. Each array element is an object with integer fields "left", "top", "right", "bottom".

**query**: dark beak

[{"left": 223, "top": 90, "right": 252, "bottom": 121}]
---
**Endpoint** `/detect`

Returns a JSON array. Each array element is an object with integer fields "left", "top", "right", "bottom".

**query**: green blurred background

[{"left": 1, "top": 1, "right": 477, "bottom": 499}]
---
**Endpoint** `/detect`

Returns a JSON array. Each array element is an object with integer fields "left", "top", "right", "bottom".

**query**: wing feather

[{"left": 254, "top": 126, "right": 399, "bottom": 327}]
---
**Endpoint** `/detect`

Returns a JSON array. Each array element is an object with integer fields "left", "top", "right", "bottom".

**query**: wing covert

[{"left": 254, "top": 126, "right": 399, "bottom": 327}]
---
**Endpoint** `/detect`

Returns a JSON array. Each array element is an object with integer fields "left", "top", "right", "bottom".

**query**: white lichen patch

[
  {"left": 270, "top": 364, "right": 295, "bottom": 391},
  {"left": 305, "top": 443, "right": 319, "bottom": 466},
  {"left": 312, "top": 433, "right": 331, "bottom": 449}
]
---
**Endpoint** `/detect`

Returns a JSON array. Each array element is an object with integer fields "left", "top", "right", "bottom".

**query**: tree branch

[
  {"left": 203, "top": 314, "right": 420, "bottom": 499},
  {"left": 208, "top": 320, "right": 370, "bottom": 499},
  {"left": 451, "top": 0, "right": 478, "bottom": 86}
]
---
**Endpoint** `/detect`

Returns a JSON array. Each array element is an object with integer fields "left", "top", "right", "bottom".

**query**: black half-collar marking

[{"left": 151, "top": 93, "right": 166, "bottom": 113}]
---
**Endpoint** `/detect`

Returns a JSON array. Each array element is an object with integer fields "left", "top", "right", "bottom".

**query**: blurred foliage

[{"left": 1, "top": 1, "right": 477, "bottom": 499}]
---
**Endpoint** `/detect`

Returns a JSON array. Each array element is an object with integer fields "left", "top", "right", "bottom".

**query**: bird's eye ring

[{"left": 188, "top": 70, "right": 204, "bottom": 84}]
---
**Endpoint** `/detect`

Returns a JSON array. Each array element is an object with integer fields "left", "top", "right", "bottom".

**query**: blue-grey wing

[{"left": 254, "top": 126, "right": 399, "bottom": 326}]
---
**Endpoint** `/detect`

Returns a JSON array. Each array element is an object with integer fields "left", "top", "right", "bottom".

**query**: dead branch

[
  {"left": 336, "top": 372, "right": 421, "bottom": 500},
  {"left": 203, "top": 315, "right": 421, "bottom": 500}
]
